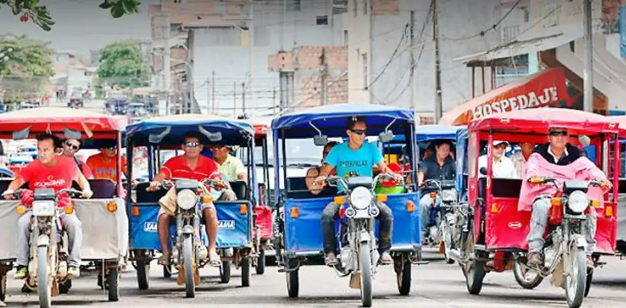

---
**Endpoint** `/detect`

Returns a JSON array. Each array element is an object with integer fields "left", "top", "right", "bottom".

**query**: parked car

[{"left": 68, "top": 92, "right": 84, "bottom": 108}]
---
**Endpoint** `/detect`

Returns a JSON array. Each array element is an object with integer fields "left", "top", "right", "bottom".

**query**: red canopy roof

[
  {"left": 440, "top": 67, "right": 569, "bottom": 126},
  {"left": 0, "top": 107, "right": 122, "bottom": 138},
  {"left": 469, "top": 108, "right": 619, "bottom": 135}
]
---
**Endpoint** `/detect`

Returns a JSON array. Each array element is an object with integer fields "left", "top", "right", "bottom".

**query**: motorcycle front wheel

[
  {"left": 565, "top": 247, "right": 586, "bottom": 308},
  {"left": 183, "top": 235, "right": 195, "bottom": 298},
  {"left": 359, "top": 241, "right": 373, "bottom": 308},
  {"left": 37, "top": 246, "right": 51, "bottom": 308}
]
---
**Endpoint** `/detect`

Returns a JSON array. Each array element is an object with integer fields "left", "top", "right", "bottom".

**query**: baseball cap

[{"left": 493, "top": 140, "right": 509, "bottom": 147}]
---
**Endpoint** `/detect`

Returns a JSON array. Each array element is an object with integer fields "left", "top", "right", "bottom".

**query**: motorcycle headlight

[
  {"left": 350, "top": 186, "right": 372, "bottom": 210},
  {"left": 177, "top": 189, "right": 197, "bottom": 210},
  {"left": 441, "top": 189, "right": 457, "bottom": 202},
  {"left": 567, "top": 191, "right": 588, "bottom": 214}
]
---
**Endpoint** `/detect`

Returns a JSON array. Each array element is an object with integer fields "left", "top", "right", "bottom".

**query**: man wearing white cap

[{"left": 478, "top": 140, "right": 518, "bottom": 178}]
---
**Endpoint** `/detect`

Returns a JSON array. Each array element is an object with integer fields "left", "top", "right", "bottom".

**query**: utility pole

[
  {"left": 211, "top": 71, "right": 216, "bottom": 113},
  {"left": 206, "top": 78, "right": 210, "bottom": 115},
  {"left": 410, "top": 10, "right": 415, "bottom": 110},
  {"left": 320, "top": 48, "right": 328, "bottom": 105},
  {"left": 247, "top": 0, "right": 255, "bottom": 113},
  {"left": 433, "top": 0, "right": 443, "bottom": 123},
  {"left": 273, "top": 87, "right": 277, "bottom": 116},
  {"left": 233, "top": 82, "right": 237, "bottom": 118},
  {"left": 583, "top": 0, "right": 593, "bottom": 113},
  {"left": 242, "top": 82, "right": 246, "bottom": 117}
]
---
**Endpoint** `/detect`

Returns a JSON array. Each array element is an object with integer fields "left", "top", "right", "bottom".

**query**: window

[
  {"left": 316, "top": 15, "right": 328, "bottom": 25},
  {"left": 353, "top": 0, "right": 358, "bottom": 17},
  {"left": 287, "top": 0, "right": 301, "bottom": 12},
  {"left": 343, "top": 30, "right": 349, "bottom": 45},
  {"left": 173, "top": 0, "right": 186, "bottom": 4},
  {"left": 362, "top": 53, "right": 368, "bottom": 89},
  {"left": 363, "top": 0, "right": 368, "bottom": 15}
]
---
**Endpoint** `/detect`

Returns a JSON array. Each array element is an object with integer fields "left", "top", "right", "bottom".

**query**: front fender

[
  {"left": 37, "top": 234, "right": 50, "bottom": 248},
  {"left": 359, "top": 230, "right": 370, "bottom": 243},
  {"left": 574, "top": 235, "right": 587, "bottom": 249}
]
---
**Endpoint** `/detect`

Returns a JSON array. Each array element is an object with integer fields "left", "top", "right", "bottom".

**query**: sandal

[{"left": 209, "top": 250, "right": 221, "bottom": 267}]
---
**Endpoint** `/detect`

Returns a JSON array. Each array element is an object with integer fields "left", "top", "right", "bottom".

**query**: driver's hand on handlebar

[
  {"left": 313, "top": 176, "right": 327, "bottom": 187},
  {"left": 600, "top": 178, "right": 613, "bottom": 189},
  {"left": 81, "top": 188, "right": 93, "bottom": 199},
  {"left": 148, "top": 181, "right": 161, "bottom": 191},
  {"left": 213, "top": 180, "right": 228, "bottom": 190},
  {"left": 2, "top": 190, "right": 15, "bottom": 200}
]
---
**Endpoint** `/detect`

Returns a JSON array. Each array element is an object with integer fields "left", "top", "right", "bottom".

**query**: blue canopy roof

[
  {"left": 126, "top": 114, "right": 255, "bottom": 146},
  {"left": 415, "top": 125, "right": 465, "bottom": 142},
  {"left": 271, "top": 104, "right": 414, "bottom": 138}
]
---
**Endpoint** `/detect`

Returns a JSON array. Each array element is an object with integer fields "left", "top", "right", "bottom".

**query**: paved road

[{"left": 4, "top": 250, "right": 626, "bottom": 308}]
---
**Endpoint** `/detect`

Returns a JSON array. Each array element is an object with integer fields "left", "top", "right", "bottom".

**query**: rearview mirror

[
  {"left": 314, "top": 135, "right": 328, "bottom": 146},
  {"left": 479, "top": 167, "right": 487, "bottom": 176},
  {"left": 12, "top": 126, "right": 30, "bottom": 140},
  {"left": 578, "top": 134, "right": 591, "bottom": 147},
  {"left": 379, "top": 130, "right": 395, "bottom": 143}
]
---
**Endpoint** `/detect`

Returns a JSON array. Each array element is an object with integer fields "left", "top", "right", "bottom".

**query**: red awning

[{"left": 439, "top": 67, "right": 569, "bottom": 126}]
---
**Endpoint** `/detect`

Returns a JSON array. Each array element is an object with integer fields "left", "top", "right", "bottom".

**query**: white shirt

[{"left": 478, "top": 155, "right": 518, "bottom": 179}]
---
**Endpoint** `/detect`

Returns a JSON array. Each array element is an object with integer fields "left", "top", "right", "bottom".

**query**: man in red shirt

[
  {"left": 3, "top": 134, "right": 93, "bottom": 280},
  {"left": 149, "top": 132, "right": 236, "bottom": 267}
]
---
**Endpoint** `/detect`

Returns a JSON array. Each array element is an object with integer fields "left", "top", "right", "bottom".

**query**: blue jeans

[{"left": 420, "top": 194, "right": 441, "bottom": 232}]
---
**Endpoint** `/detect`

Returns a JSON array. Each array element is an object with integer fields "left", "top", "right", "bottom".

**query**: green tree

[
  {"left": 97, "top": 40, "right": 149, "bottom": 89},
  {"left": 0, "top": 34, "right": 54, "bottom": 104},
  {"left": 0, "top": 0, "right": 140, "bottom": 31}
]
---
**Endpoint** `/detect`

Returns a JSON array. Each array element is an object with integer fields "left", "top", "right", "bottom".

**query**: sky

[{"left": 0, "top": 0, "right": 158, "bottom": 54}]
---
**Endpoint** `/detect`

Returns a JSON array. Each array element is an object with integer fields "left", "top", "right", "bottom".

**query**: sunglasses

[
  {"left": 65, "top": 141, "right": 80, "bottom": 151},
  {"left": 184, "top": 142, "right": 200, "bottom": 148},
  {"left": 549, "top": 131, "right": 568, "bottom": 137},
  {"left": 350, "top": 129, "right": 366, "bottom": 136}
]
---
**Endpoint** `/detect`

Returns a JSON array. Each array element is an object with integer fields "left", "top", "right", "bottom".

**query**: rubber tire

[
  {"left": 220, "top": 261, "right": 231, "bottom": 283},
  {"left": 360, "top": 241, "right": 373, "bottom": 308},
  {"left": 286, "top": 268, "right": 299, "bottom": 298},
  {"left": 136, "top": 260, "right": 149, "bottom": 290},
  {"left": 107, "top": 268, "right": 119, "bottom": 302},
  {"left": 163, "top": 265, "right": 171, "bottom": 278},
  {"left": 565, "top": 248, "right": 586, "bottom": 308},
  {"left": 465, "top": 260, "right": 485, "bottom": 295},
  {"left": 0, "top": 270, "right": 6, "bottom": 301},
  {"left": 58, "top": 279, "right": 72, "bottom": 294},
  {"left": 256, "top": 249, "right": 266, "bottom": 275},
  {"left": 442, "top": 220, "right": 455, "bottom": 264},
  {"left": 513, "top": 259, "right": 543, "bottom": 289},
  {"left": 584, "top": 268, "right": 593, "bottom": 297},
  {"left": 183, "top": 235, "right": 195, "bottom": 298},
  {"left": 397, "top": 260, "right": 411, "bottom": 296},
  {"left": 37, "top": 246, "right": 51, "bottom": 308},
  {"left": 241, "top": 258, "right": 251, "bottom": 287}
]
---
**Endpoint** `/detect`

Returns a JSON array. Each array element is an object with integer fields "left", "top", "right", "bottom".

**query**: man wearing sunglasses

[
  {"left": 63, "top": 139, "right": 94, "bottom": 179},
  {"left": 149, "top": 131, "right": 237, "bottom": 267},
  {"left": 525, "top": 126, "right": 612, "bottom": 268},
  {"left": 86, "top": 141, "right": 128, "bottom": 181},
  {"left": 314, "top": 117, "right": 401, "bottom": 266}
]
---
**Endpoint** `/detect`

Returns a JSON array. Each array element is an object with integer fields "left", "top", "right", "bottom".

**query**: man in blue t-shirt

[{"left": 314, "top": 116, "right": 401, "bottom": 266}]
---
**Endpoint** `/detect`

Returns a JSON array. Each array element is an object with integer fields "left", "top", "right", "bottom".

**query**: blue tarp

[
  {"left": 126, "top": 114, "right": 255, "bottom": 146},
  {"left": 271, "top": 104, "right": 414, "bottom": 138}
]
